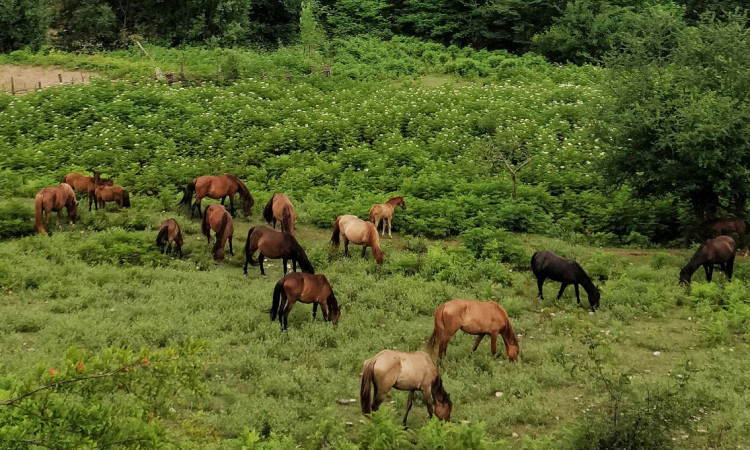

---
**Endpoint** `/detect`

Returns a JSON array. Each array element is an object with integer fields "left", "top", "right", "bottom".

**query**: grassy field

[{"left": 1, "top": 197, "right": 749, "bottom": 448}]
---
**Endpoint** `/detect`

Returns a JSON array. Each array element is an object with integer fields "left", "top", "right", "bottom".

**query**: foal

[
  {"left": 271, "top": 272, "right": 340, "bottom": 330},
  {"left": 679, "top": 236, "right": 736, "bottom": 284},
  {"left": 369, "top": 196, "right": 405, "bottom": 238},
  {"left": 202, "top": 204, "right": 234, "bottom": 261},
  {"left": 156, "top": 218, "right": 184, "bottom": 258},
  {"left": 62, "top": 171, "right": 113, "bottom": 211},
  {"left": 531, "top": 251, "right": 600, "bottom": 311}
]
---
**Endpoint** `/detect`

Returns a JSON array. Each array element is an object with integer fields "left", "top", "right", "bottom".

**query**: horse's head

[
  {"left": 431, "top": 377, "right": 452, "bottom": 422},
  {"left": 397, "top": 197, "right": 406, "bottom": 210},
  {"left": 68, "top": 198, "right": 79, "bottom": 223},
  {"left": 590, "top": 288, "right": 601, "bottom": 312},
  {"left": 214, "top": 248, "right": 225, "bottom": 262},
  {"left": 679, "top": 270, "right": 691, "bottom": 286},
  {"left": 372, "top": 246, "right": 383, "bottom": 265},
  {"left": 507, "top": 345, "right": 519, "bottom": 362},
  {"left": 241, "top": 194, "right": 254, "bottom": 216},
  {"left": 329, "top": 302, "right": 341, "bottom": 326},
  {"left": 104, "top": 178, "right": 114, "bottom": 187}
]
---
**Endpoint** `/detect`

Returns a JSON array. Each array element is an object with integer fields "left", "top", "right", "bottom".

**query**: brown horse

[
  {"left": 62, "top": 171, "right": 113, "bottom": 211},
  {"left": 178, "top": 174, "right": 254, "bottom": 218},
  {"left": 94, "top": 184, "right": 131, "bottom": 210},
  {"left": 702, "top": 218, "right": 748, "bottom": 256},
  {"left": 34, "top": 183, "right": 78, "bottom": 235},
  {"left": 202, "top": 204, "right": 234, "bottom": 261},
  {"left": 369, "top": 196, "right": 405, "bottom": 238},
  {"left": 156, "top": 218, "right": 184, "bottom": 258},
  {"left": 263, "top": 193, "right": 296, "bottom": 235},
  {"left": 244, "top": 226, "right": 314, "bottom": 276},
  {"left": 680, "top": 236, "right": 736, "bottom": 285},
  {"left": 331, "top": 215, "right": 383, "bottom": 264},
  {"left": 360, "top": 350, "right": 452, "bottom": 427},
  {"left": 271, "top": 272, "right": 340, "bottom": 330},
  {"left": 427, "top": 299, "right": 519, "bottom": 362}
]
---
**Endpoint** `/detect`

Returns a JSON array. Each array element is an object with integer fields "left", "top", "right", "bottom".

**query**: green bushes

[{"left": 0, "top": 201, "right": 35, "bottom": 238}]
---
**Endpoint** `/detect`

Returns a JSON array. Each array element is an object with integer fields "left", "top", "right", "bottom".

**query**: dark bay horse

[
  {"left": 62, "top": 171, "right": 113, "bottom": 211},
  {"left": 263, "top": 193, "right": 296, "bottom": 235},
  {"left": 244, "top": 226, "right": 314, "bottom": 276},
  {"left": 360, "top": 350, "right": 452, "bottom": 427},
  {"left": 680, "top": 236, "right": 736, "bottom": 285},
  {"left": 702, "top": 218, "right": 748, "bottom": 256},
  {"left": 202, "top": 204, "right": 234, "bottom": 261},
  {"left": 271, "top": 272, "right": 340, "bottom": 330},
  {"left": 331, "top": 215, "right": 383, "bottom": 264},
  {"left": 179, "top": 174, "right": 254, "bottom": 218},
  {"left": 156, "top": 218, "right": 184, "bottom": 258},
  {"left": 94, "top": 185, "right": 130, "bottom": 210},
  {"left": 35, "top": 183, "right": 78, "bottom": 235},
  {"left": 427, "top": 299, "right": 518, "bottom": 362},
  {"left": 531, "top": 251, "right": 600, "bottom": 311},
  {"left": 369, "top": 196, "right": 405, "bottom": 238}
]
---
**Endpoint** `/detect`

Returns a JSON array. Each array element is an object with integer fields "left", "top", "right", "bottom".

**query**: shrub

[{"left": 0, "top": 201, "right": 35, "bottom": 238}]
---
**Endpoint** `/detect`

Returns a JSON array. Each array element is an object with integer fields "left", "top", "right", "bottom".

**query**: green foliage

[
  {"left": 0, "top": 201, "right": 34, "bottom": 239},
  {"left": 0, "top": 0, "right": 51, "bottom": 52},
  {"left": 300, "top": 0, "right": 327, "bottom": 66}
]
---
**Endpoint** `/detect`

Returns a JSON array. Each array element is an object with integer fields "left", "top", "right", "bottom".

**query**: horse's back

[
  {"left": 339, "top": 215, "right": 374, "bottom": 243},
  {"left": 710, "top": 236, "right": 736, "bottom": 260}
]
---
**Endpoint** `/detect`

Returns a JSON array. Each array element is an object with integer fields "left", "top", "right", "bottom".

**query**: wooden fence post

[
  {"left": 38, "top": 81, "right": 42, "bottom": 91},
  {"left": 58, "top": 74, "right": 63, "bottom": 83},
  {"left": 10, "top": 77, "right": 14, "bottom": 94}
]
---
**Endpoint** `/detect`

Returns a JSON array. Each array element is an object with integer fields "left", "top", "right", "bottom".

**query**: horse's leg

[
  {"left": 421, "top": 386, "right": 435, "bottom": 419},
  {"left": 705, "top": 264, "right": 713, "bottom": 283},
  {"left": 344, "top": 239, "right": 350, "bottom": 257},
  {"left": 555, "top": 283, "right": 568, "bottom": 302},
  {"left": 536, "top": 277, "right": 545, "bottom": 300},
  {"left": 574, "top": 284, "right": 581, "bottom": 306},
  {"left": 89, "top": 193, "right": 94, "bottom": 211},
  {"left": 471, "top": 334, "right": 485, "bottom": 354},
  {"left": 283, "top": 300, "right": 293, "bottom": 331},
  {"left": 320, "top": 304, "right": 329, "bottom": 322},
  {"left": 56, "top": 211, "right": 62, "bottom": 229},
  {"left": 293, "top": 259, "right": 297, "bottom": 272},
  {"left": 259, "top": 253, "right": 266, "bottom": 276},
  {"left": 402, "top": 391, "right": 415, "bottom": 427},
  {"left": 727, "top": 255, "right": 735, "bottom": 281},
  {"left": 283, "top": 258, "right": 288, "bottom": 275},
  {"left": 490, "top": 332, "right": 498, "bottom": 357},
  {"left": 388, "top": 217, "right": 392, "bottom": 238},
  {"left": 229, "top": 237, "right": 234, "bottom": 256},
  {"left": 220, "top": 195, "right": 226, "bottom": 205},
  {"left": 229, "top": 195, "right": 236, "bottom": 218},
  {"left": 273, "top": 218, "right": 277, "bottom": 230},
  {"left": 381, "top": 219, "right": 385, "bottom": 236},
  {"left": 361, "top": 245, "right": 367, "bottom": 258},
  {"left": 438, "top": 328, "right": 457, "bottom": 359},
  {"left": 312, "top": 303, "right": 318, "bottom": 320},
  {"left": 372, "top": 385, "right": 387, "bottom": 412}
]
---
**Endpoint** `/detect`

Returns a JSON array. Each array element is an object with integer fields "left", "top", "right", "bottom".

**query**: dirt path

[{"left": 0, "top": 64, "right": 96, "bottom": 94}]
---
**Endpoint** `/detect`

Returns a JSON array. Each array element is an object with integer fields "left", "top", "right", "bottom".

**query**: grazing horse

[
  {"left": 331, "top": 215, "right": 383, "bottom": 264},
  {"left": 360, "top": 350, "right": 452, "bottom": 427},
  {"left": 94, "top": 184, "right": 130, "bottom": 210},
  {"left": 531, "top": 251, "right": 600, "bottom": 312},
  {"left": 263, "top": 193, "right": 296, "bottom": 235},
  {"left": 62, "top": 171, "right": 114, "bottom": 211},
  {"left": 271, "top": 272, "right": 340, "bottom": 330},
  {"left": 202, "top": 204, "right": 234, "bottom": 261},
  {"left": 178, "top": 174, "right": 254, "bottom": 218},
  {"left": 702, "top": 218, "right": 748, "bottom": 257},
  {"left": 34, "top": 183, "right": 78, "bottom": 235},
  {"left": 156, "top": 218, "right": 184, "bottom": 258},
  {"left": 244, "top": 226, "right": 314, "bottom": 276},
  {"left": 369, "top": 196, "right": 405, "bottom": 238},
  {"left": 679, "top": 236, "right": 736, "bottom": 285},
  {"left": 427, "top": 299, "right": 519, "bottom": 362}
]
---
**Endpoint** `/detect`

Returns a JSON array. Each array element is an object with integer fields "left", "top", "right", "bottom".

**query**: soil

[{"left": 0, "top": 64, "right": 97, "bottom": 94}]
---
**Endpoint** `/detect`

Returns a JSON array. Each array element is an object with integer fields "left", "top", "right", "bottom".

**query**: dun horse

[
  {"left": 271, "top": 272, "right": 340, "bottom": 330},
  {"left": 244, "top": 226, "right": 314, "bottom": 276},
  {"left": 62, "top": 171, "right": 113, "bottom": 211},
  {"left": 331, "top": 215, "right": 383, "bottom": 264},
  {"left": 156, "top": 218, "right": 184, "bottom": 258},
  {"left": 94, "top": 184, "right": 130, "bottom": 210},
  {"left": 360, "top": 350, "right": 452, "bottom": 427},
  {"left": 427, "top": 299, "right": 519, "bottom": 362},
  {"left": 369, "top": 196, "right": 405, "bottom": 238},
  {"left": 531, "top": 251, "right": 600, "bottom": 311},
  {"left": 679, "top": 236, "right": 736, "bottom": 285},
  {"left": 34, "top": 183, "right": 78, "bottom": 235},
  {"left": 178, "top": 174, "right": 254, "bottom": 218},
  {"left": 702, "top": 218, "right": 748, "bottom": 256},
  {"left": 263, "top": 193, "right": 296, "bottom": 235},
  {"left": 202, "top": 204, "right": 234, "bottom": 262}
]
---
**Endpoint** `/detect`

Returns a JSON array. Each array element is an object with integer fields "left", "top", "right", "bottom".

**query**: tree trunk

[
  {"left": 510, "top": 172, "right": 517, "bottom": 201},
  {"left": 732, "top": 193, "right": 747, "bottom": 219}
]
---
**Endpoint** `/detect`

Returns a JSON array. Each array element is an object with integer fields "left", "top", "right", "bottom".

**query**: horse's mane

[
  {"left": 431, "top": 376, "right": 451, "bottom": 405},
  {"left": 388, "top": 196, "right": 404, "bottom": 203},
  {"left": 292, "top": 237, "right": 315, "bottom": 274},
  {"left": 682, "top": 243, "right": 707, "bottom": 278},
  {"left": 327, "top": 291, "right": 340, "bottom": 317},
  {"left": 226, "top": 174, "right": 252, "bottom": 202}
]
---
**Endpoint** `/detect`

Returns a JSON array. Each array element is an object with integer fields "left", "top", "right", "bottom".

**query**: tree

[
  {"left": 479, "top": 123, "right": 536, "bottom": 201},
  {"left": 605, "top": 12, "right": 750, "bottom": 223},
  {"left": 0, "top": 0, "right": 52, "bottom": 52},
  {"left": 300, "top": 0, "right": 326, "bottom": 65}
]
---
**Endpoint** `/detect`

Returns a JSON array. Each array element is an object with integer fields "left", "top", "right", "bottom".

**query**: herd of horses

[{"left": 30, "top": 171, "right": 749, "bottom": 426}]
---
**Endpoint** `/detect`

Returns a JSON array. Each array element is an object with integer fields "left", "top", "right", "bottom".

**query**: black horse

[
  {"left": 679, "top": 236, "right": 736, "bottom": 285},
  {"left": 531, "top": 251, "right": 600, "bottom": 312},
  {"left": 243, "top": 226, "right": 314, "bottom": 276}
]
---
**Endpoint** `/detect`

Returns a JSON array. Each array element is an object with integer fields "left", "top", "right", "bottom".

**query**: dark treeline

[{"left": 1, "top": 0, "right": 747, "bottom": 56}]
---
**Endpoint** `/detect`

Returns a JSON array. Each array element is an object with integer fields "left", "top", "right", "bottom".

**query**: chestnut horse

[
  {"left": 156, "top": 218, "right": 184, "bottom": 258},
  {"left": 263, "top": 193, "right": 296, "bottom": 235},
  {"left": 34, "top": 183, "right": 78, "bottom": 235},
  {"left": 178, "top": 174, "right": 254, "bottom": 218},
  {"left": 243, "top": 226, "right": 314, "bottom": 276},
  {"left": 531, "top": 251, "right": 600, "bottom": 312},
  {"left": 702, "top": 218, "right": 748, "bottom": 256},
  {"left": 62, "top": 171, "right": 113, "bottom": 211},
  {"left": 369, "top": 196, "right": 405, "bottom": 238},
  {"left": 202, "top": 204, "right": 234, "bottom": 261},
  {"left": 360, "top": 350, "right": 452, "bottom": 427},
  {"left": 427, "top": 299, "right": 519, "bottom": 362},
  {"left": 271, "top": 272, "right": 340, "bottom": 330},
  {"left": 95, "top": 184, "right": 130, "bottom": 210},
  {"left": 680, "top": 236, "right": 736, "bottom": 285},
  {"left": 331, "top": 215, "right": 383, "bottom": 264}
]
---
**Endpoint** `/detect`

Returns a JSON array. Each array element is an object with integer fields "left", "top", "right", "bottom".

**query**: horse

[
  {"left": 156, "top": 218, "right": 184, "bottom": 258},
  {"left": 178, "top": 174, "right": 254, "bottom": 218},
  {"left": 34, "top": 183, "right": 78, "bottom": 235},
  {"left": 94, "top": 184, "right": 130, "bottom": 210},
  {"left": 331, "top": 215, "right": 383, "bottom": 264},
  {"left": 531, "top": 251, "right": 600, "bottom": 312},
  {"left": 679, "top": 236, "right": 736, "bottom": 285},
  {"left": 701, "top": 218, "right": 748, "bottom": 256},
  {"left": 426, "top": 299, "right": 519, "bottom": 362},
  {"left": 202, "top": 204, "right": 234, "bottom": 262},
  {"left": 360, "top": 350, "right": 452, "bottom": 427},
  {"left": 270, "top": 272, "right": 340, "bottom": 330},
  {"left": 263, "top": 193, "right": 296, "bottom": 235},
  {"left": 244, "top": 226, "right": 314, "bottom": 276},
  {"left": 369, "top": 196, "right": 405, "bottom": 238},
  {"left": 61, "top": 171, "right": 114, "bottom": 211}
]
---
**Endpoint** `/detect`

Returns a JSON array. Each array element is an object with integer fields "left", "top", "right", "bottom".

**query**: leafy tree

[
  {"left": 323, "top": 0, "right": 390, "bottom": 37},
  {"left": 300, "top": 0, "right": 326, "bottom": 64},
  {"left": 478, "top": 121, "right": 538, "bottom": 202},
  {"left": 0, "top": 0, "right": 52, "bottom": 52},
  {"left": 53, "top": 0, "right": 120, "bottom": 50}
]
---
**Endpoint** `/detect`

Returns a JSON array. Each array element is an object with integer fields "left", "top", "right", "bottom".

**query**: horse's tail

[
  {"left": 34, "top": 192, "right": 46, "bottom": 235},
  {"left": 178, "top": 180, "right": 196, "bottom": 209},
  {"left": 426, "top": 303, "right": 446, "bottom": 356},
  {"left": 212, "top": 211, "right": 229, "bottom": 256},
  {"left": 201, "top": 205, "right": 211, "bottom": 240},
  {"left": 122, "top": 190, "right": 130, "bottom": 208},
  {"left": 263, "top": 194, "right": 275, "bottom": 224},
  {"left": 156, "top": 225, "right": 168, "bottom": 247},
  {"left": 331, "top": 216, "right": 342, "bottom": 247},
  {"left": 282, "top": 206, "right": 294, "bottom": 236},
  {"left": 369, "top": 224, "right": 383, "bottom": 264},
  {"left": 360, "top": 358, "right": 376, "bottom": 414},
  {"left": 271, "top": 278, "right": 285, "bottom": 321},
  {"left": 245, "top": 227, "right": 257, "bottom": 266}
]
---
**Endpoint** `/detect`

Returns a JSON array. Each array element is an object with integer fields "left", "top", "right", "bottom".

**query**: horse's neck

[
  {"left": 579, "top": 274, "right": 597, "bottom": 296},
  {"left": 684, "top": 253, "right": 705, "bottom": 275}
]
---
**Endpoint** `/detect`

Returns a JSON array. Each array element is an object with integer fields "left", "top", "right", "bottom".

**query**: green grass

[{"left": 1, "top": 197, "right": 749, "bottom": 448}]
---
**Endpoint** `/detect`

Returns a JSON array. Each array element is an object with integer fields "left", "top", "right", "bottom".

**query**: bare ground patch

[{"left": 0, "top": 64, "right": 97, "bottom": 94}]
